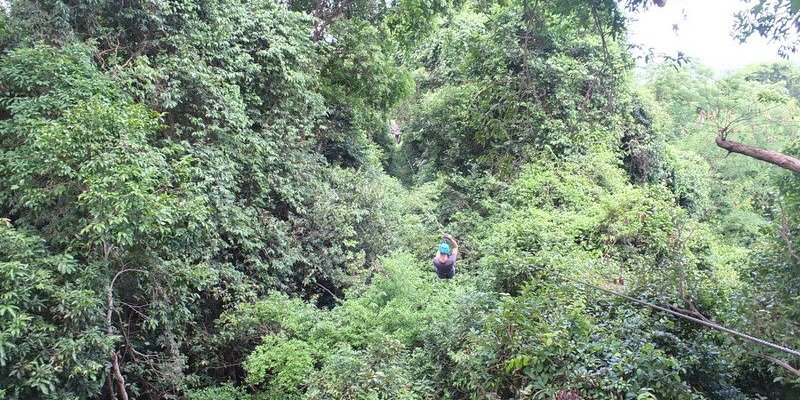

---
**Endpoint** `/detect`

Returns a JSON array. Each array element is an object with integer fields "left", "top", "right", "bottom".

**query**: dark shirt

[{"left": 432, "top": 253, "right": 457, "bottom": 279}]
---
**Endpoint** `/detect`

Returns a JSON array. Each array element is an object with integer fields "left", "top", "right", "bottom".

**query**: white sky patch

[{"left": 627, "top": 0, "right": 800, "bottom": 74}]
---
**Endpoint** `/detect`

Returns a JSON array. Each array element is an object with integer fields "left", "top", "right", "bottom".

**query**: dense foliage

[{"left": 1, "top": 0, "right": 799, "bottom": 399}]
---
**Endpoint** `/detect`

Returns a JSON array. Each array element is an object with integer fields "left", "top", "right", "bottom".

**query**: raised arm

[{"left": 443, "top": 233, "right": 459, "bottom": 257}]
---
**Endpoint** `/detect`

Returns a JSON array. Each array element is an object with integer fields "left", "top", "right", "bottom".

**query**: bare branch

[
  {"left": 315, "top": 281, "right": 342, "bottom": 302},
  {"left": 106, "top": 268, "right": 146, "bottom": 400},
  {"left": 758, "top": 353, "right": 800, "bottom": 377},
  {"left": 716, "top": 134, "right": 800, "bottom": 173}
]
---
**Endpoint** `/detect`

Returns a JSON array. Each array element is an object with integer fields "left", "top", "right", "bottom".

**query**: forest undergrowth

[{"left": 1, "top": 0, "right": 800, "bottom": 399}]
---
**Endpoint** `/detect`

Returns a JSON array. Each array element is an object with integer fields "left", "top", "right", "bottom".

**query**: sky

[{"left": 626, "top": 0, "right": 800, "bottom": 74}]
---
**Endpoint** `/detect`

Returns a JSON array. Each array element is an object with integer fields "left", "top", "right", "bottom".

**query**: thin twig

[
  {"left": 315, "top": 281, "right": 342, "bottom": 302},
  {"left": 778, "top": 203, "right": 800, "bottom": 263}
]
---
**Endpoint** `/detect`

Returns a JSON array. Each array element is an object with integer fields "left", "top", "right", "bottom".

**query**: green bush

[{"left": 187, "top": 383, "right": 253, "bottom": 400}]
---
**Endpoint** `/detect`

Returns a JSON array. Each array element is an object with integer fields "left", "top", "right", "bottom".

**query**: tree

[
  {"left": 0, "top": 0, "right": 420, "bottom": 396},
  {"left": 0, "top": 223, "right": 113, "bottom": 399},
  {"left": 735, "top": 0, "right": 800, "bottom": 57}
]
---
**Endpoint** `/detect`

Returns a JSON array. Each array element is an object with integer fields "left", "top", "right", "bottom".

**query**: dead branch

[
  {"left": 758, "top": 353, "right": 800, "bottom": 377},
  {"left": 716, "top": 134, "right": 800, "bottom": 173}
]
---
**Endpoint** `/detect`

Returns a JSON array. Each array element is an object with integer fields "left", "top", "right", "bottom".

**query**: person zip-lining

[{"left": 433, "top": 233, "right": 458, "bottom": 279}]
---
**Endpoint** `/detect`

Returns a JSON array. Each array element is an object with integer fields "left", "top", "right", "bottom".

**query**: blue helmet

[{"left": 438, "top": 242, "right": 450, "bottom": 255}]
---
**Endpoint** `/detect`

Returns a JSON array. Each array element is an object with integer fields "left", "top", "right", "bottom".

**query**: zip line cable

[
  {"left": 452, "top": 249, "right": 799, "bottom": 357},
  {"left": 551, "top": 272, "right": 800, "bottom": 358}
]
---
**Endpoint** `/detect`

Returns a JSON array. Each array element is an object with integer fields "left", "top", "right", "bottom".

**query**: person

[{"left": 433, "top": 233, "right": 458, "bottom": 279}]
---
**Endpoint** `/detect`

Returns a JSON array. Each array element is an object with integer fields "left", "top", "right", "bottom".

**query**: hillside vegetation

[{"left": 1, "top": 0, "right": 799, "bottom": 399}]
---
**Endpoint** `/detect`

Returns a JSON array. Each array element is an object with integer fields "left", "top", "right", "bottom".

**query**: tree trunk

[
  {"left": 108, "top": 284, "right": 129, "bottom": 400},
  {"left": 111, "top": 351, "right": 129, "bottom": 400},
  {"left": 715, "top": 135, "right": 800, "bottom": 173}
]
